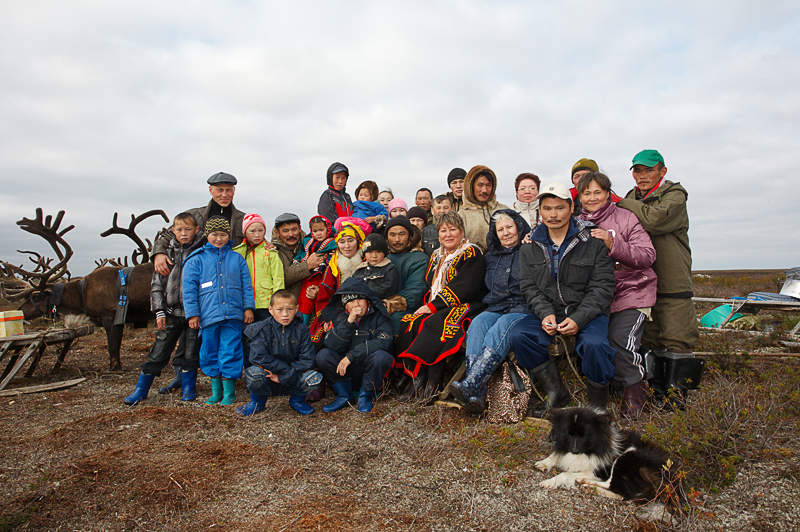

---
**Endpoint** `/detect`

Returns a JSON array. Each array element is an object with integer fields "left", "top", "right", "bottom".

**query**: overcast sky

[{"left": 1, "top": 1, "right": 798, "bottom": 275}]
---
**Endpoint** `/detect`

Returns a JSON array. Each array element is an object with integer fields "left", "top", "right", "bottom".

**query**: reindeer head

[{"left": 0, "top": 208, "right": 74, "bottom": 316}]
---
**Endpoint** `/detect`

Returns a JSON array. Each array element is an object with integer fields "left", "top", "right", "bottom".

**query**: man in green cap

[{"left": 617, "top": 149, "right": 701, "bottom": 406}]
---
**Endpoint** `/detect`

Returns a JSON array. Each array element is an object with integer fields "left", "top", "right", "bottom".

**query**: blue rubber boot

[
  {"left": 357, "top": 389, "right": 375, "bottom": 413},
  {"left": 158, "top": 366, "right": 181, "bottom": 394},
  {"left": 236, "top": 393, "right": 267, "bottom": 416},
  {"left": 220, "top": 378, "right": 237, "bottom": 406},
  {"left": 289, "top": 394, "right": 315, "bottom": 415},
  {"left": 124, "top": 373, "right": 155, "bottom": 405},
  {"left": 322, "top": 380, "right": 352, "bottom": 413},
  {"left": 180, "top": 370, "right": 197, "bottom": 401},
  {"left": 205, "top": 377, "right": 223, "bottom": 405}
]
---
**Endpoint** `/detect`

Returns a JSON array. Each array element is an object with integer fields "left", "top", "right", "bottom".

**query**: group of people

[{"left": 123, "top": 149, "right": 701, "bottom": 420}]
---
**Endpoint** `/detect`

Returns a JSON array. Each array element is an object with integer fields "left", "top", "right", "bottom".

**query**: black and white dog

[{"left": 536, "top": 407, "right": 678, "bottom": 504}]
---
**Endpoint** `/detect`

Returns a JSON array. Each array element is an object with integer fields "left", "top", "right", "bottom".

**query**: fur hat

[
  {"left": 242, "top": 213, "right": 266, "bottom": 234},
  {"left": 204, "top": 215, "right": 231, "bottom": 236}
]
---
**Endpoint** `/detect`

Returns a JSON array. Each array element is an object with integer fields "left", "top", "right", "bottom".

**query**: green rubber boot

[
  {"left": 220, "top": 378, "right": 237, "bottom": 406},
  {"left": 205, "top": 377, "right": 223, "bottom": 405}
]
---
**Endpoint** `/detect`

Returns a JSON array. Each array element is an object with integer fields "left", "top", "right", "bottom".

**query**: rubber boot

[
  {"left": 527, "top": 359, "right": 570, "bottom": 418},
  {"left": 180, "top": 370, "right": 197, "bottom": 401},
  {"left": 621, "top": 380, "right": 648, "bottom": 419},
  {"left": 236, "top": 393, "right": 267, "bottom": 416},
  {"left": 124, "top": 373, "right": 155, "bottom": 405},
  {"left": 450, "top": 346, "right": 505, "bottom": 413},
  {"left": 357, "top": 389, "right": 375, "bottom": 413},
  {"left": 422, "top": 364, "right": 445, "bottom": 404},
  {"left": 158, "top": 366, "right": 182, "bottom": 394},
  {"left": 322, "top": 380, "right": 352, "bottom": 413},
  {"left": 586, "top": 380, "right": 609, "bottom": 412},
  {"left": 663, "top": 355, "right": 705, "bottom": 410},
  {"left": 205, "top": 377, "right": 223, "bottom": 405},
  {"left": 289, "top": 394, "right": 315, "bottom": 415},
  {"left": 220, "top": 378, "right": 237, "bottom": 406}
]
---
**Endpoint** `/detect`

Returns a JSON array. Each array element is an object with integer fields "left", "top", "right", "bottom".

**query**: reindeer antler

[
  {"left": 0, "top": 208, "right": 75, "bottom": 300},
  {"left": 100, "top": 210, "right": 169, "bottom": 265}
]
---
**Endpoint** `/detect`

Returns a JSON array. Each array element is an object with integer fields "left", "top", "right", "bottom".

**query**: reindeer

[{"left": 2, "top": 208, "right": 169, "bottom": 370}]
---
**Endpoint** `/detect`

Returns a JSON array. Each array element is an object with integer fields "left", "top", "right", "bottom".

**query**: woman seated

[
  {"left": 577, "top": 172, "right": 657, "bottom": 418},
  {"left": 449, "top": 209, "right": 531, "bottom": 413},
  {"left": 395, "top": 212, "right": 486, "bottom": 398}
]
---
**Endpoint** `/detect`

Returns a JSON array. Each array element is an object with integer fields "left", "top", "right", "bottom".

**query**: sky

[{"left": 1, "top": 1, "right": 799, "bottom": 276}]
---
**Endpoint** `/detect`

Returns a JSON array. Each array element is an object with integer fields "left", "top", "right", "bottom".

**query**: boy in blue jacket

[
  {"left": 183, "top": 216, "right": 255, "bottom": 406},
  {"left": 237, "top": 289, "right": 322, "bottom": 416},
  {"left": 315, "top": 278, "right": 394, "bottom": 413}
]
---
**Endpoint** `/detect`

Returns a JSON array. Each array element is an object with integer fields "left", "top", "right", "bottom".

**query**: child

[
  {"left": 306, "top": 221, "right": 365, "bottom": 342},
  {"left": 377, "top": 189, "right": 394, "bottom": 209},
  {"left": 238, "top": 290, "right": 323, "bottom": 416},
  {"left": 352, "top": 233, "right": 400, "bottom": 300},
  {"left": 352, "top": 180, "right": 388, "bottom": 230},
  {"left": 295, "top": 215, "right": 337, "bottom": 324},
  {"left": 183, "top": 216, "right": 255, "bottom": 406},
  {"left": 406, "top": 206, "right": 428, "bottom": 232},
  {"left": 233, "top": 213, "right": 285, "bottom": 322},
  {"left": 422, "top": 195, "right": 453, "bottom": 256},
  {"left": 387, "top": 198, "right": 408, "bottom": 219},
  {"left": 315, "top": 278, "right": 394, "bottom": 413},
  {"left": 317, "top": 161, "right": 353, "bottom": 223},
  {"left": 124, "top": 212, "right": 205, "bottom": 405}
]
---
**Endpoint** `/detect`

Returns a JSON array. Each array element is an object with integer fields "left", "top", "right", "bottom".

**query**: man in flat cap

[
  {"left": 271, "top": 212, "right": 323, "bottom": 298},
  {"left": 153, "top": 172, "right": 245, "bottom": 276}
]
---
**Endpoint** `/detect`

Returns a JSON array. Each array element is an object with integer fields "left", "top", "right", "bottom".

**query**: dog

[{"left": 535, "top": 407, "right": 679, "bottom": 506}]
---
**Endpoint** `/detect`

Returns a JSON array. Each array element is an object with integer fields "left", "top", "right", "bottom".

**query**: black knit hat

[
  {"left": 406, "top": 206, "right": 428, "bottom": 222},
  {"left": 447, "top": 167, "right": 467, "bottom": 185},
  {"left": 204, "top": 215, "right": 231, "bottom": 236},
  {"left": 362, "top": 233, "right": 388, "bottom": 255},
  {"left": 385, "top": 215, "right": 412, "bottom": 235}
]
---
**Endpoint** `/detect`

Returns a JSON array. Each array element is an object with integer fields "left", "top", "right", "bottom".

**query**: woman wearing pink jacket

[{"left": 578, "top": 172, "right": 657, "bottom": 418}]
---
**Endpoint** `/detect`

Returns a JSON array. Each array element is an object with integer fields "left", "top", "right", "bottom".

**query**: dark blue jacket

[
  {"left": 320, "top": 278, "right": 393, "bottom": 364},
  {"left": 182, "top": 242, "right": 255, "bottom": 328},
  {"left": 483, "top": 209, "right": 530, "bottom": 314},
  {"left": 243, "top": 315, "right": 315, "bottom": 386}
]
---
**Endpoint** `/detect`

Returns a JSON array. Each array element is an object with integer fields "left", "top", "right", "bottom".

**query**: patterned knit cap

[{"left": 204, "top": 215, "right": 231, "bottom": 236}]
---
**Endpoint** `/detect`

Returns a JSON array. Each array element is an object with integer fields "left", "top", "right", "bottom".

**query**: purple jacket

[{"left": 580, "top": 200, "right": 657, "bottom": 313}]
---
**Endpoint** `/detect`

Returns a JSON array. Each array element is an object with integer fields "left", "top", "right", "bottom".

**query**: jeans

[
  {"left": 509, "top": 313, "right": 616, "bottom": 384},
  {"left": 141, "top": 315, "right": 200, "bottom": 375},
  {"left": 464, "top": 311, "right": 527, "bottom": 366}
]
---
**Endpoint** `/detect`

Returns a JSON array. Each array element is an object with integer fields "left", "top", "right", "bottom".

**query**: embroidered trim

[{"left": 440, "top": 304, "right": 467, "bottom": 342}]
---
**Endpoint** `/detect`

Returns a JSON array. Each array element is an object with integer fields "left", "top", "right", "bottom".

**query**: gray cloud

[{"left": 1, "top": 1, "right": 798, "bottom": 275}]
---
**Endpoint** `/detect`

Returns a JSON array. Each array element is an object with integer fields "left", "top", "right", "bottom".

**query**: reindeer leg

[{"left": 102, "top": 317, "right": 123, "bottom": 371}]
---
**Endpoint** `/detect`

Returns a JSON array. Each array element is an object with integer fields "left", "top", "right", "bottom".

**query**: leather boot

[
  {"left": 124, "top": 373, "right": 155, "bottom": 405},
  {"left": 322, "top": 380, "right": 352, "bottom": 413},
  {"left": 289, "top": 394, "right": 315, "bottom": 415},
  {"left": 663, "top": 354, "right": 705, "bottom": 410},
  {"left": 422, "top": 364, "right": 445, "bottom": 404},
  {"left": 236, "top": 393, "right": 267, "bottom": 416},
  {"left": 180, "top": 370, "right": 197, "bottom": 401},
  {"left": 527, "top": 360, "right": 570, "bottom": 418},
  {"left": 158, "top": 366, "right": 182, "bottom": 394},
  {"left": 398, "top": 366, "right": 427, "bottom": 402},
  {"left": 205, "top": 377, "right": 223, "bottom": 405},
  {"left": 621, "top": 380, "right": 648, "bottom": 419},
  {"left": 586, "top": 380, "right": 609, "bottom": 412},
  {"left": 220, "top": 378, "right": 237, "bottom": 406},
  {"left": 450, "top": 346, "right": 505, "bottom": 414}
]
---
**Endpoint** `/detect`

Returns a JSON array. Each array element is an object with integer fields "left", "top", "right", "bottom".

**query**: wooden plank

[
  {"left": 0, "top": 342, "right": 13, "bottom": 365},
  {"left": 0, "top": 325, "right": 94, "bottom": 348},
  {"left": 0, "top": 377, "right": 86, "bottom": 397},
  {"left": 24, "top": 340, "right": 48, "bottom": 378},
  {"left": 0, "top": 338, "right": 44, "bottom": 390},
  {"left": 52, "top": 339, "right": 74, "bottom": 372}
]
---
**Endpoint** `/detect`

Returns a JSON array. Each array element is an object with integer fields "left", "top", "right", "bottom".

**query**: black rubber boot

[
  {"left": 158, "top": 366, "right": 181, "bottom": 394},
  {"left": 527, "top": 359, "right": 570, "bottom": 418},
  {"left": 585, "top": 380, "right": 609, "bottom": 412},
  {"left": 663, "top": 355, "right": 705, "bottom": 410}
]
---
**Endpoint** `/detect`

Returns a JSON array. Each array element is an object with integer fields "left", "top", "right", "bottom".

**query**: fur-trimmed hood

[
  {"left": 486, "top": 208, "right": 531, "bottom": 255},
  {"left": 463, "top": 165, "right": 499, "bottom": 209}
]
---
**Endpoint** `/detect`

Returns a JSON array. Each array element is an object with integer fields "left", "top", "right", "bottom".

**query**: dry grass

[{"left": 1, "top": 270, "right": 799, "bottom": 530}]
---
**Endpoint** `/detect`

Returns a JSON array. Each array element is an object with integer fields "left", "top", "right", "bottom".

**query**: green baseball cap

[{"left": 630, "top": 149, "right": 664, "bottom": 169}]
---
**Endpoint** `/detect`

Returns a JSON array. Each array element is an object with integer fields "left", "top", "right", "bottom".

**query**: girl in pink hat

[{"left": 233, "top": 213, "right": 285, "bottom": 323}]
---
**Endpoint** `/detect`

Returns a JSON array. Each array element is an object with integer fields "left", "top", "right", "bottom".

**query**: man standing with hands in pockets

[{"left": 509, "top": 183, "right": 617, "bottom": 415}]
